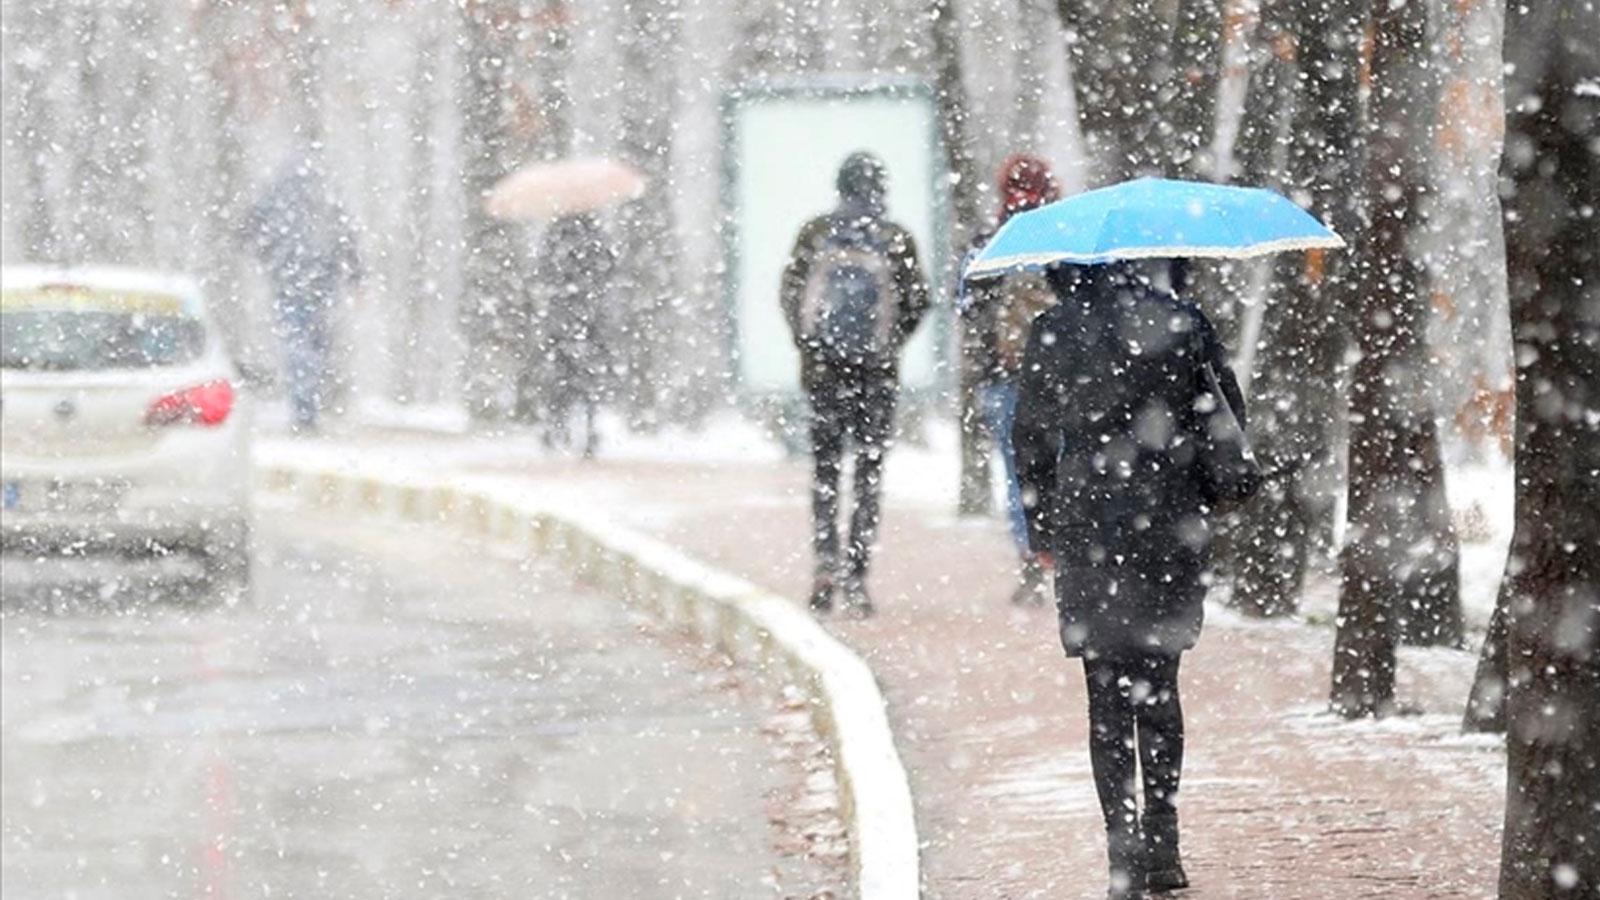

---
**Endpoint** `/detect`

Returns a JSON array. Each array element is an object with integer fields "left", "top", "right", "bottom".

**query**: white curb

[{"left": 254, "top": 450, "right": 921, "bottom": 899}]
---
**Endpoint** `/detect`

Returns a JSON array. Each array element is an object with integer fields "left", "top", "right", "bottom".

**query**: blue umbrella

[{"left": 964, "top": 177, "right": 1344, "bottom": 280}]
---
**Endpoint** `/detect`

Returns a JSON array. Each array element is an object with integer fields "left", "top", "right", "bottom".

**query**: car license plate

[{"left": 2, "top": 480, "right": 126, "bottom": 515}]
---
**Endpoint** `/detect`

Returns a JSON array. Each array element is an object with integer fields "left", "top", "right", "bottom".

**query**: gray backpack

[{"left": 801, "top": 230, "right": 897, "bottom": 356}]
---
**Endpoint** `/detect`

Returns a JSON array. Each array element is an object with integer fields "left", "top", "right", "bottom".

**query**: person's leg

[
  {"left": 302, "top": 309, "right": 331, "bottom": 425},
  {"left": 988, "top": 378, "right": 1047, "bottom": 603},
  {"left": 277, "top": 303, "right": 319, "bottom": 432},
  {"left": 809, "top": 380, "right": 845, "bottom": 610},
  {"left": 1135, "top": 653, "right": 1184, "bottom": 817},
  {"left": 1084, "top": 654, "right": 1145, "bottom": 897},
  {"left": 1135, "top": 652, "right": 1187, "bottom": 892},
  {"left": 843, "top": 376, "right": 895, "bottom": 611},
  {"left": 581, "top": 397, "right": 599, "bottom": 459},
  {"left": 989, "top": 378, "right": 1031, "bottom": 553}
]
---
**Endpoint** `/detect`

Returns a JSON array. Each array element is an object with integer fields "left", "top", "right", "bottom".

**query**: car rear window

[{"left": 0, "top": 288, "right": 206, "bottom": 371}]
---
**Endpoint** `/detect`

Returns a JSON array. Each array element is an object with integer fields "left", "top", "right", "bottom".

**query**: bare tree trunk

[
  {"left": 398, "top": 24, "right": 441, "bottom": 406},
  {"left": 1232, "top": 0, "right": 1297, "bottom": 190},
  {"left": 116, "top": 5, "right": 157, "bottom": 261},
  {"left": 531, "top": 0, "right": 575, "bottom": 161},
  {"left": 10, "top": 0, "right": 60, "bottom": 262},
  {"left": 68, "top": 4, "right": 114, "bottom": 262},
  {"left": 284, "top": 1, "right": 325, "bottom": 148},
  {"left": 616, "top": 0, "right": 682, "bottom": 427},
  {"left": 184, "top": 2, "right": 253, "bottom": 360},
  {"left": 1463, "top": 590, "right": 1509, "bottom": 731},
  {"left": 930, "top": 0, "right": 991, "bottom": 516},
  {"left": 1230, "top": 0, "right": 1361, "bottom": 618},
  {"left": 458, "top": 1, "right": 532, "bottom": 422},
  {"left": 1167, "top": 0, "right": 1224, "bottom": 178},
  {"left": 1332, "top": 0, "right": 1463, "bottom": 716},
  {"left": 1010, "top": 0, "right": 1051, "bottom": 153},
  {"left": 1054, "top": 0, "right": 1164, "bottom": 182},
  {"left": 1492, "top": 1, "right": 1600, "bottom": 891}
]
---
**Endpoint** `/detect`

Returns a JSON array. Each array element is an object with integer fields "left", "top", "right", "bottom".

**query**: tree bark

[
  {"left": 9, "top": 0, "right": 61, "bottom": 262},
  {"left": 1463, "top": 590, "right": 1509, "bottom": 732},
  {"left": 399, "top": 22, "right": 442, "bottom": 406},
  {"left": 1054, "top": 0, "right": 1222, "bottom": 184},
  {"left": 1332, "top": 0, "right": 1464, "bottom": 716},
  {"left": 1167, "top": 0, "right": 1224, "bottom": 178},
  {"left": 1010, "top": 0, "right": 1052, "bottom": 154},
  {"left": 1492, "top": 0, "right": 1600, "bottom": 892},
  {"left": 929, "top": 0, "right": 992, "bottom": 516},
  {"left": 198, "top": 4, "right": 252, "bottom": 360},
  {"left": 1229, "top": 0, "right": 1361, "bottom": 618},
  {"left": 616, "top": 0, "right": 682, "bottom": 427},
  {"left": 458, "top": 0, "right": 534, "bottom": 422}
]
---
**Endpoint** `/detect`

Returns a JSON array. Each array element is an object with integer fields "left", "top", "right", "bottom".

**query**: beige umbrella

[{"left": 484, "top": 158, "right": 648, "bottom": 221}]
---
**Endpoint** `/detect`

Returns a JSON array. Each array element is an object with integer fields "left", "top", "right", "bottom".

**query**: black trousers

[
  {"left": 1083, "top": 652, "right": 1185, "bottom": 832},
  {"left": 807, "top": 364, "right": 896, "bottom": 584}
]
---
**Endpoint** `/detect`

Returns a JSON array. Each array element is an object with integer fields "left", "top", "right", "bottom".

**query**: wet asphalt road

[{"left": 1, "top": 508, "right": 824, "bottom": 899}]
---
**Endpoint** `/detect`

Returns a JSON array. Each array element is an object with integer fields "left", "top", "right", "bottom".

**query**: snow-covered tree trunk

[
  {"left": 396, "top": 22, "right": 443, "bottom": 407},
  {"left": 1009, "top": 0, "right": 1053, "bottom": 153},
  {"left": 1230, "top": 0, "right": 1362, "bottom": 618},
  {"left": 459, "top": 1, "right": 535, "bottom": 422},
  {"left": 1489, "top": 0, "right": 1600, "bottom": 891},
  {"left": 930, "top": 0, "right": 992, "bottom": 515},
  {"left": 615, "top": 0, "right": 683, "bottom": 426},
  {"left": 195, "top": 3, "right": 253, "bottom": 359},
  {"left": 6, "top": 0, "right": 61, "bottom": 262},
  {"left": 1167, "top": 0, "right": 1224, "bottom": 178},
  {"left": 531, "top": 0, "right": 575, "bottom": 162},
  {"left": 1331, "top": 0, "right": 1463, "bottom": 718}
]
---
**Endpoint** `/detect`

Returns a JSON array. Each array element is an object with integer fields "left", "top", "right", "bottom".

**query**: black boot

[
  {"left": 1107, "top": 822, "right": 1147, "bottom": 899},
  {"left": 809, "top": 572, "right": 835, "bottom": 613},
  {"left": 1143, "top": 813, "right": 1188, "bottom": 893},
  {"left": 1009, "top": 558, "right": 1049, "bottom": 605},
  {"left": 841, "top": 575, "right": 876, "bottom": 619}
]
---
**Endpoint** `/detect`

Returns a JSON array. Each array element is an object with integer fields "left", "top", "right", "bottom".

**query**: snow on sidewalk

[{"left": 267, "top": 421, "right": 1507, "bottom": 898}]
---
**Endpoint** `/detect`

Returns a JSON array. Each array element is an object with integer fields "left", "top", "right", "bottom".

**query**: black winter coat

[{"left": 1012, "top": 268, "right": 1244, "bottom": 658}]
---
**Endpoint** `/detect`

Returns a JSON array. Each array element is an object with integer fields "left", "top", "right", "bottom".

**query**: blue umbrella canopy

[{"left": 965, "top": 177, "right": 1344, "bottom": 280}]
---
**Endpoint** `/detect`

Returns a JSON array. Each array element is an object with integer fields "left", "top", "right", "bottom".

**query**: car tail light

[{"left": 147, "top": 380, "right": 235, "bottom": 427}]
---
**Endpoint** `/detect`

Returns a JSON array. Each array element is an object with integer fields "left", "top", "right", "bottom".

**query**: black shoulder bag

[{"left": 1193, "top": 361, "right": 1263, "bottom": 507}]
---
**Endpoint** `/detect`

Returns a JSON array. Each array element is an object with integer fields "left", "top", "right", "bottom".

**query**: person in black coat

[
  {"left": 536, "top": 212, "right": 616, "bottom": 457},
  {"left": 780, "top": 152, "right": 931, "bottom": 617},
  {"left": 1012, "top": 260, "right": 1243, "bottom": 898}
]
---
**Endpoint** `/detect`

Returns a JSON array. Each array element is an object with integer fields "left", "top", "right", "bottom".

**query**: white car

[{"left": 0, "top": 265, "right": 252, "bottom": 589}]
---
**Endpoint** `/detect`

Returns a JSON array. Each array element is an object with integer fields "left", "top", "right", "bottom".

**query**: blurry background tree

[
  {"left": 1472, "top": 0, "right": 1599, "bottom": 892},
  {"left": 929, "top": 0, "right": 992, "bottom": 514},
  {"left": 459, "top": 0, "right": 539, "bottom": 422},
  {"left": 1330, "top": 0, "right": 1463, "bottom": 719},
  {"left": 1052, "top": 0, "right": 1222, "bottom": 183},
  {"left": 1226, "top": 0, "right": 1362, "bottom": 619},
  {"left": 614, "top": 0, "right": 684, "bottom": 429}
]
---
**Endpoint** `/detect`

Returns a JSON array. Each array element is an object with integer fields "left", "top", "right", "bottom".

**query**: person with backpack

[
  {"left": 1012, "top": 260, "right": 1249, "bottom": 899},
  {"left": 959, "top": 154, "right": 1064, "bottom": 605},
  {"left": 780, "top": 152, "right": 931, "bottom": 617}
]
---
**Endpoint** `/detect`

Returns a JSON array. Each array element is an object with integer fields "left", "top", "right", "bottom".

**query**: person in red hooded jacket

[{"left": 957, "top": 154, "right": 1063, "bottom": 605}]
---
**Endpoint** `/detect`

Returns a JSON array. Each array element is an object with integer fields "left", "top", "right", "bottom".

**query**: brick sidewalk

[{"left": 350, "top": 437, "right": 1505, "bottom": 898}]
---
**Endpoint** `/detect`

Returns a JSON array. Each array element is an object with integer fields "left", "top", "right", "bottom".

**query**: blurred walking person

[
  {"left": 1013, "top": 261, "right": 1245, "bottom": 898},
  {"left": 959, "top": 154, "right": 1063, "bottom": 604},
  {"left": 537, "top": 213, "right": 616, "bottom": 457},
  {"left": 240, "top": 151, "right": 361, "bottom": 434},
  {"left": 781, "top": 152, "right": 930, "bottom": 617}
]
